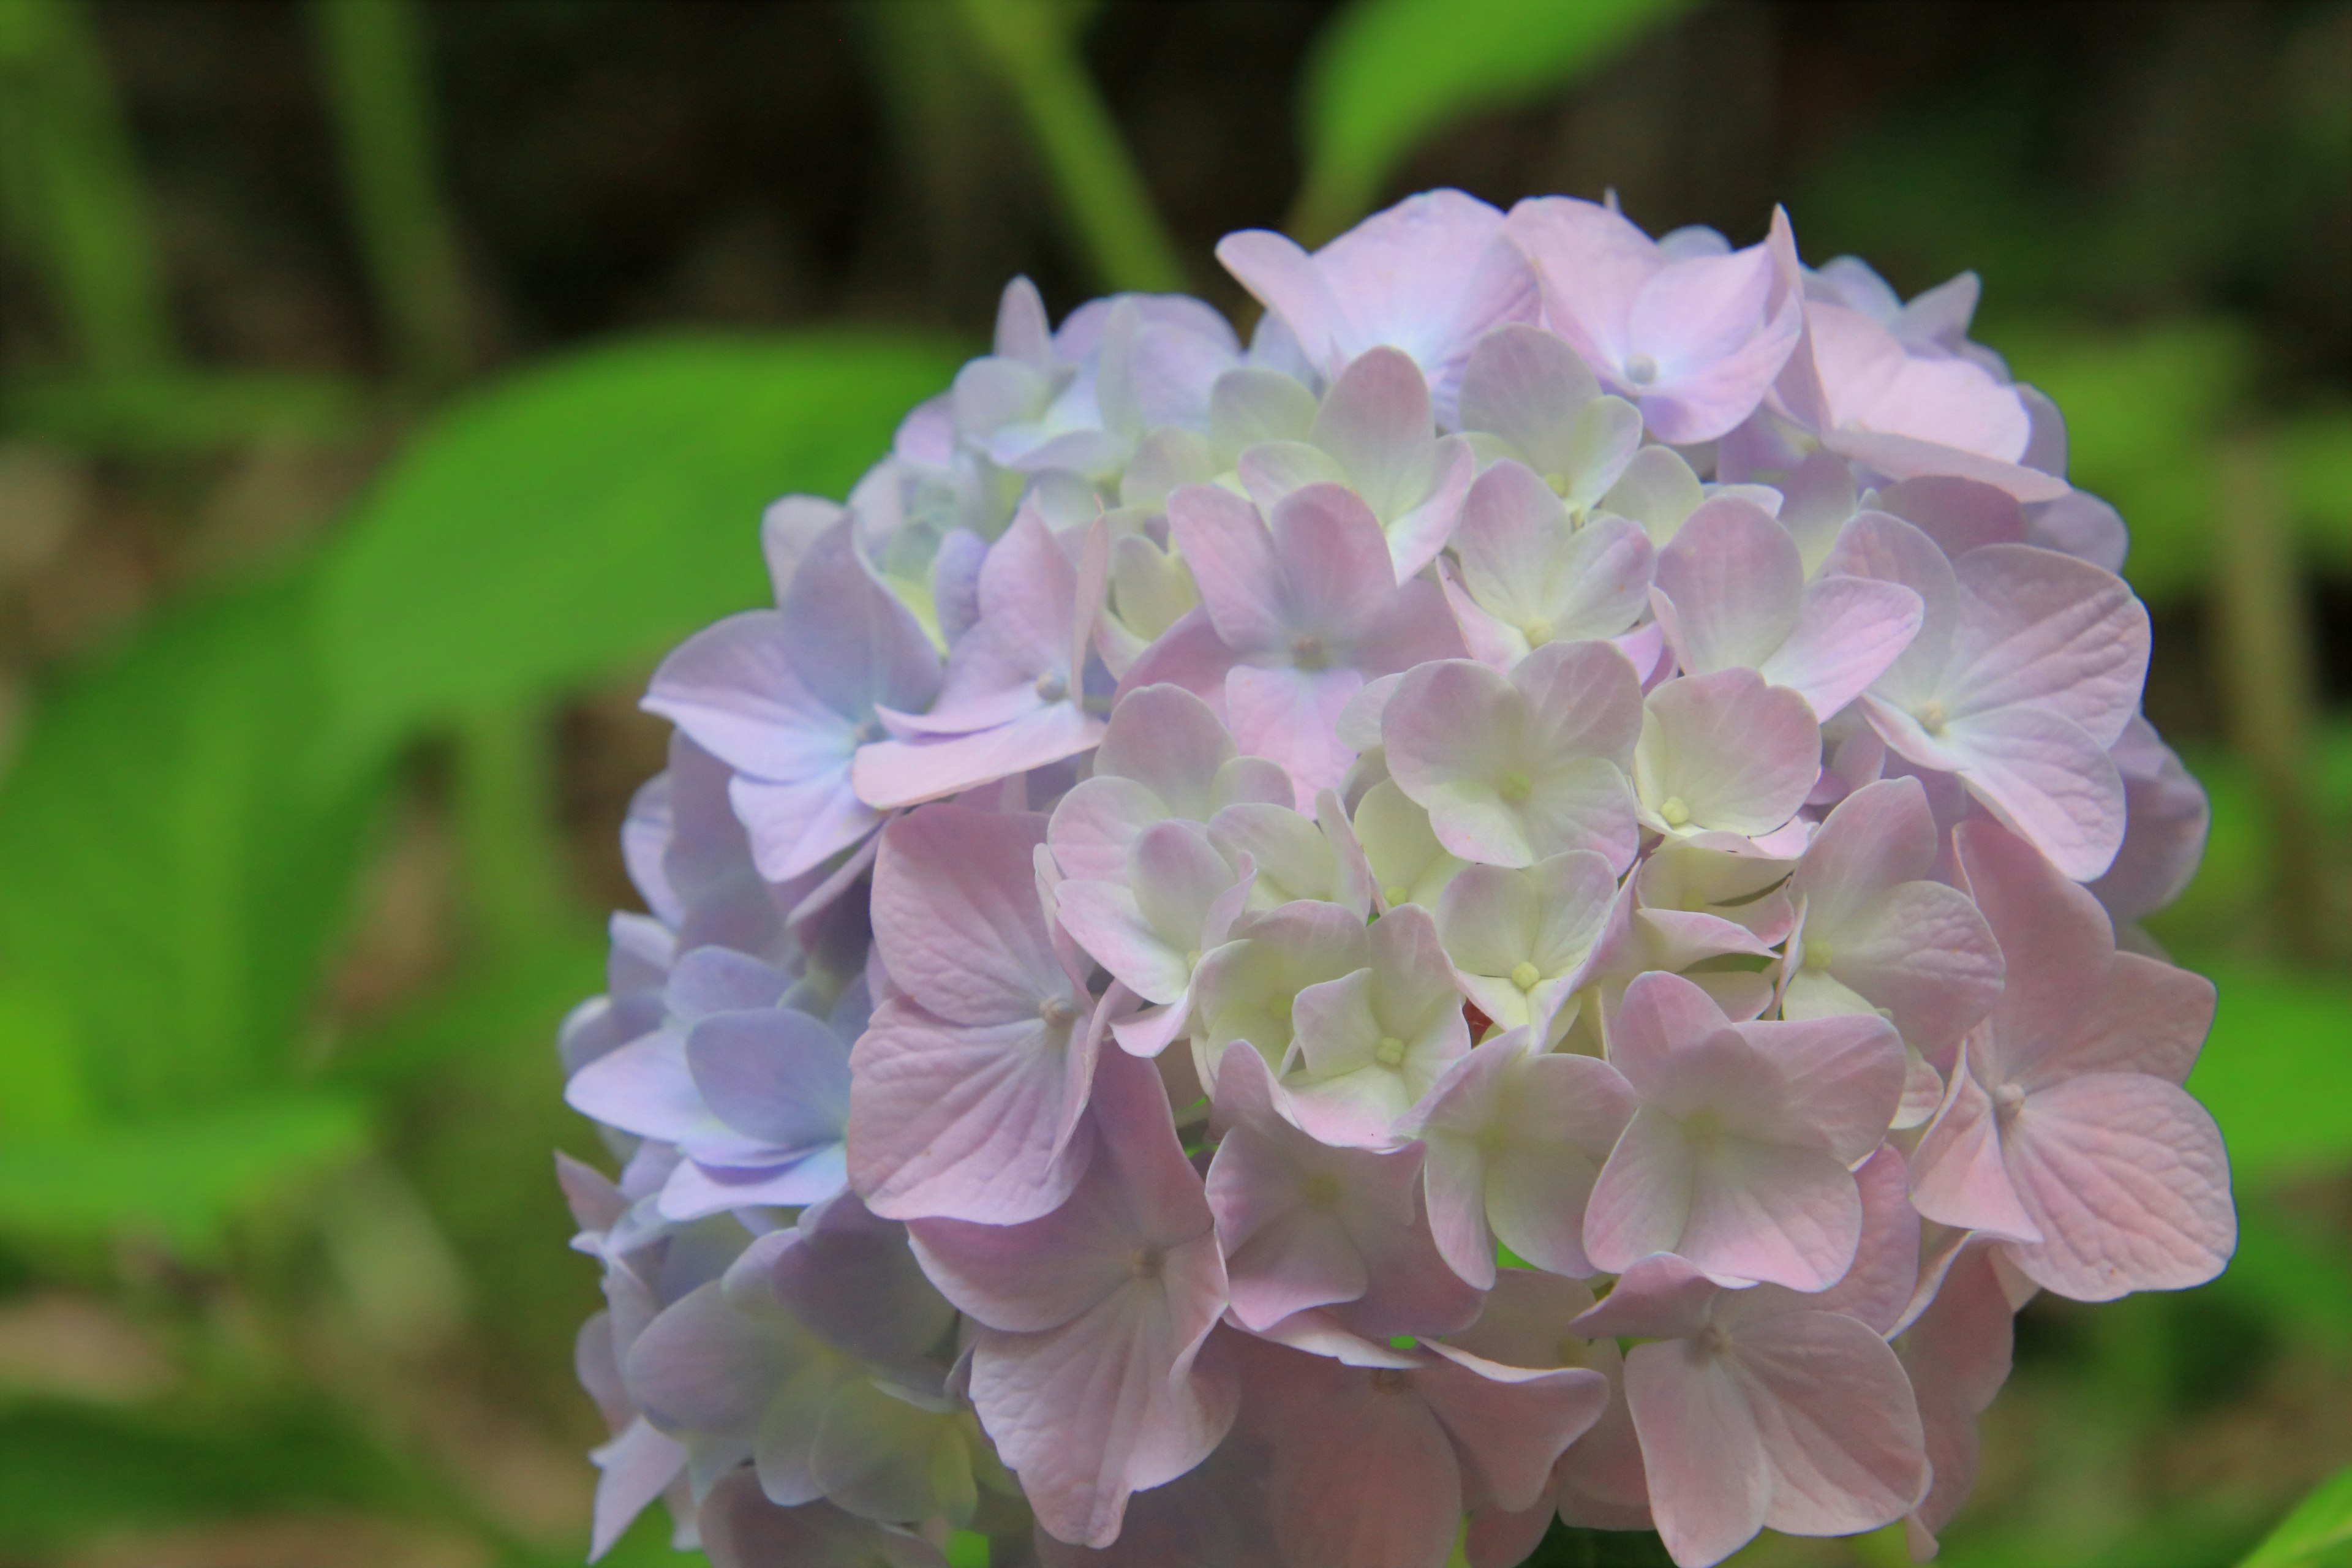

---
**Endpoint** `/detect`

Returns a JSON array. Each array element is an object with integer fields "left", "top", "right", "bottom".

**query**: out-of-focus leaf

[
  {"left": 1, "top": 370, "right": 367, "bottom": 450},
  {"left": 1289, "top": 0, "right": 1688, "bottom": 244},
  {"left": 0, "top": 576, "right": 388, "bottom": 1114},
  {"left": 2211, "top": 1203, "right": 2352, "bottom": 1358},
  {"left": 1994, "top": 321, "right": 2255, "bottom": 605},
  {"left": 1525, "top": 1521, "right": 1675, "bottom": 1566},
  {"left": 312, "top": 331, "right": 964, "bottom": 774},
  {"left": 2241, "top": 1466, "right": 2352, "bottom": 1568},
  {"left": 0, "top": 1396, "right": 415, "bottom": 1550},
  {"left": 2185, "top": 963, "right": 2352, "bottom": 1186},
  {"left": 0, "top": 1093, "right": 369, "bottom": 1247},
  {"left": 327, "top": 930, "right": 606, "bottom": 1093},
  {"left": 2278, "top": 404, "right": 2352, "bottom": 568},
  {"left": 2144, "top": 723, "right": 2352, "bottom": 957},
  {"left": 0, "top": 980, "right": 88, "bottom": 1136}
]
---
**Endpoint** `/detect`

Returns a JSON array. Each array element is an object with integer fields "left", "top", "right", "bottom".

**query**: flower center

[
  {"left": 1289, "top": 633, "right": 1330, "bottom": 671},
  {"left": 1497, "top": 771, "right": 1532, "bottom": 805},
  {"left": 1374, "top": 1035, "right": 1407, "bottom": 1067},
  {"left": 1269, "top": 994, "right": 1294, "bottom": 1027},
  {"left": 1301, "top": 1170, "right": 1344, "bottom": 1210},
  {"left": 1522, "top": 617, "right": 1554, "bottom": 647},
  {"left": 1034, "top": 671, "right": 1068, "bottom": 702},
  {"left": 1803, "top": 939, "right": 1833, "bottom": 972},
  {"left": 1382, "top": 885, "right": 1411, "bottom": 908},
  {"left": 1510, "top": 961, "right": 1542, "bottom": 991},
  {"left": 1994, "top": 1083, "right": 2027, "bottom": 1121},
  {"left": 1917, "top": 698, "right": 1948, "bottom": 735},
  {"left": 1659, "top": 796, "right": 1692, "bottom": 828},
  {"left": 1040, "top": 996, "right": 1078, "bottom": 1028},
  {"left": 1126, "top": 1245, "right": 1165, "bottom": 1281},
  {"left": 1624, "top": 353, "right": 1659, "bottom": 386},
  {"left": 1369, "top": 1367, "right": 1411, "bottom": 1393}
]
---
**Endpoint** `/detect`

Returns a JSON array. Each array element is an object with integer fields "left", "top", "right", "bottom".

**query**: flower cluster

[{"left": 557, "top": 190, "right": 2232, "bottom": 1568}]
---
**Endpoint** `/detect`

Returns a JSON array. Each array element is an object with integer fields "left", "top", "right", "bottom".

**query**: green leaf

[
  {"left": 0, "top": 1092, "right": 369, "bottom": 1247},
  {"left": 328, "top": 930, "right": 607, "bottom": 1094},
  {"left": 0, "top": 1396, "right": 416, "bottom": 1551},
  {"left": 2184, "top": 963, "right": 2352, "bottom": 1186},
  {"left": 2278, "top": 404, "right": 2352, "bottom": 569},
  {"left": 2241, "top": 1466, "right": 2352, "bottom": 1568},
  {"left": 0, "top": 575, "right": 388, "bottom": 1114},
  {"left": 1, "top": 369, "right": 366, "bottom": 451},
  {"left": 312, "top": 331, "right": 965, "bottom": 773},
  {"left": 1290, "top": 0, "right": 1689, "bottom": 243},
  {"left": 0, "top": 979, "right": 89, "bottom": 1136}
]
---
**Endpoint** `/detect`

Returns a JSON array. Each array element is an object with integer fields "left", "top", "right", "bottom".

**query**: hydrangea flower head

[{"left": 559, "top": 189, "right": 2228, "bottom": 1568}]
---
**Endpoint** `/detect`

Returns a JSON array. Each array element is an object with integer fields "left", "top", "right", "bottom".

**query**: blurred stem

[
  {"left": 949, "top": 0, "right": 1186, "bottom": 296},
  {"left": 2211, "top": 432, "right": 2327, "bottom": 965},
  {"left": 0, "top": 0, "right": 174, "bottom": 372},
  {"left": 311, "top": 0, "right": 475, "bottom": 391},
  {"left": 450, "top": 704, "right": 570, "bottom": 963}
]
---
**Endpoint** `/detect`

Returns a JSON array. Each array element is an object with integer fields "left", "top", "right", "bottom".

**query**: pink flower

[
  {"left": 1583, "top": 971, "right": 1905, "bottom": 1291},
  {"left": 1129, "top": 481, "right": 1464, "bottom": 800},
  {"left": 1217, "top": 188, "right": 1539, "bottom": 424},
  {"left": 1207, "top": 1044, "right": 1479, "bottom": 1338},
  {"left": 1505, "top": 199, "right": 1806, "bottom": 443},
  {"left": 851, "top": 807, "right": 1098, "bottom": 1223},
  {"left": 853, "top": 504, "right": 1109, "bottom": 809},
  {"left": 1382, "top": 641, "right": 1646, "bottom": 872},
  {"left": 1572, "top": 1149, "right": 1930, "bottom": 1567},
  {"left": 1826, "top": 514, "right": 2151, "bottom": 879},
  {"left": 1237, "top": 1324, "right": 1609, "bottom": 1568},
  {"left": 908, "top": 1049, "right": 1235, "bottom": 1547},
  {"left": 1909, "top": 823, "right": 2234, "bottom": 1300}
]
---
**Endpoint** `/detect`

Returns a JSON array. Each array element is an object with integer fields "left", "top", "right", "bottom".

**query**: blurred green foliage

[
  {"left": 2241, "top": 1465, "right": 2352, "bottom": 1568},
  {"left": 313, "top": 333, "right": 964, "bottom": 775},
  {"left": 1288, "top": 0, "right": 1688, "bottom": 244},
  {"left": 0, "top": 0, "right": 2343, "bottom": 1564}
]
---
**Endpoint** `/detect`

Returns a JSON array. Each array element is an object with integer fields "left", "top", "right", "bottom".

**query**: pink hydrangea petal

[
  {"left": 1308, "top": 347, "right": 1438, "bottom": 521},
  {"left": 1654, "top": 499, "right": 1804, "bottom": 674},
  {"left": 1733, "top": 1311, "right": 1929, "bottom": 1540},
  {"left": 1763, "top": 574, "right": 1926, "bottom": 718},
  {"left": 1167, "top": 483, "right": 1287, "bottom": 652},
  {"left": 1621, "top": 1337, "right": 1772, "bottom": 1568},
  {"left": 1899, "top": 1243, "right": 2018, "bottom": 1539},
  {"left": 1917, "top": 704, "right": 2128, "bottom": 881},
  {"left": 968, "top": 1285, "right": 1238, "bottom": 1548},
  {"left": 872, "top": 808, "right": 1068, "bottom": 1024},
  {"left": 1415, "top": 1345, "right": 1610, "bottom": 1512},
  {"left": 1224, "top": 665, "right": 1365, "bottom": 802},
  {"left": 1096, "top": 685, "right": 1238, "bottom": 807},
  {"left": 1480, "top": 1051, "right": 1636, "bottom": 1279},
  {"left": 1637, "top": 669, "right": 1821, "bottom": 838},
  {"left": 1505, "top": 196, "right": 1657, "bottom": 375},
  {"left": 1997, "top": 1071, "right": 2234, "bottom": 1302},
  {"left": 590, "top": 1418, "right": 687, "bottom": 1561},
  {"left": 1825, "top": 429, "right": 2070, "bottom": 503},
  {"left": 1944, "top": 545, "right": 2150, "bottom": 747},
  {"left": 1907, "top": 1046, "right": 2041, "bottom": 1243},
  {"left": 1456, "top": 323, "right": 1602, "bottom": 467},
  {"left": 850, "top": 1000, "right": 1097, "bottom": 1224}
]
